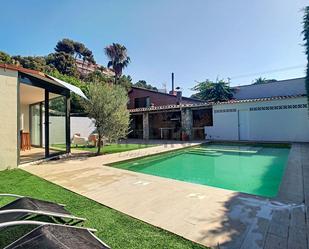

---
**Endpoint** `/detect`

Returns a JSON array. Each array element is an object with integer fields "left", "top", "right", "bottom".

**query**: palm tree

[
  {"left": 104, "top": 43, "right": 130, "bottom": 84},
  {"left": 191, "top": 80, "right": 234, "bottom": 102}
]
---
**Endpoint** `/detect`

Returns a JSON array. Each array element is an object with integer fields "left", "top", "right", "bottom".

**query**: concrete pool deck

[{"left": 23, "top": 142, "right": 309, "bottom": 249}]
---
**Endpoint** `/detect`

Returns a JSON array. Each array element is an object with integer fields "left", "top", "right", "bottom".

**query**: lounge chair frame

[
  {"left": 1, "top": 221, "right": 110, "bottom": 249},
  {"left": 0, "top": 194, "right": 85, "bottom": 225}
]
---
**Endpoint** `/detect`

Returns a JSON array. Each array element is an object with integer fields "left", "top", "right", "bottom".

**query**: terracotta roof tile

[
  {"left": 129, "top": 95, "right": 306, "bottom": 113},
  {"left": 0, "top": 63, "right": 48, "bottom": 78}
]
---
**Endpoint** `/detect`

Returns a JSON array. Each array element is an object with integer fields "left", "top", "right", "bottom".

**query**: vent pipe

[{"left": 172, "top": 72, "right": 174, "bottom": 93}]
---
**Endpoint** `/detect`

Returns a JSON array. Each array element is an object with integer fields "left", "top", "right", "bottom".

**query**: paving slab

[
  {"left": 264, "top": 234, "right": 287, "bottom": 249},
  {"left": 288, "top": 227, "right": 307, "bottom": 249}
]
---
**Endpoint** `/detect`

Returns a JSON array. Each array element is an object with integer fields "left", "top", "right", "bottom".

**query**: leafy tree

[
  {"left": 83, "top": 70, "right": 111, "bottom": 84},
  {"left": 105, "top": 43, "right": 130, "bottom": 83},
  {"left": 82, "top": 48, "right": 95, "bottom": 65},
  {"left": 191, "top": 79, "right": 234, "bottom": 102},
  {"left": 73, "top": 42, "right": 86, "bottom": 59},
  {"left": 55, "top": 38, "right": 95, "bottom": 62},
  {"left": 49, "top": 96, "right": 66, "bottom": 115},
  {"left": 134, "top": 80, "right": 158, "bottom": 91},
  {"left": 82, "top": 83, "right": 130, "bottom": 155},
  {"left": 0, "top": 51, "right": 13, "bottom": 64},
  {"left": 12, "top": 55, "right": 55, "bottom": 72},
  {"left": 55, "top": 38, "right": 75, "bottom": 55},
  {"left": 252, "top": 77, "right": 277, "bottom": 84},
  {"left": 48, "top": 70, "right": 88, "bottom": 114},
  {"left": 46, "top": 52, "right": 79, "bottom": 77},
  {"left": 84, "top": 71, "right": 132, "bottom": 90},
  {"left": 303, "top": 6, "right": 309, "bottom": 105},
  {"left": 117, "top": 75, "right": 133, "bottom": 90}
]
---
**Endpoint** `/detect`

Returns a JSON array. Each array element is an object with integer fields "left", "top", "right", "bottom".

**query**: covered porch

[
  {"left": 19, "top": 73, "right": 71, "bottom": 164},
  {"left": 129, "top": 104, "right": 213, "bottom": 141},
  {"left": 0, "top": 65, "right": 83, "bottom": 169}
]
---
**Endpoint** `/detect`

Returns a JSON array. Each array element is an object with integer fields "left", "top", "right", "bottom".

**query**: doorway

[
  {"left": 30, "top": 103, "right": 42, "bottom": 147},
  {"left": 238, "top": 110, "right": 250, "bottom": 140},
  {"left": 19, "top": 79, "right": 70, "bottom": 164}
]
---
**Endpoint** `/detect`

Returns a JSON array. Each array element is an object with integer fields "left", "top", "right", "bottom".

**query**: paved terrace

[{"left": 23, "top": 142, "right": 309, "bottom": 249}]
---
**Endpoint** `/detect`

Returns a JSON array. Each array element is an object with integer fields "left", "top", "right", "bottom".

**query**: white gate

[{"left": 238, "top": 110, "right": 249, "bottom": 140}]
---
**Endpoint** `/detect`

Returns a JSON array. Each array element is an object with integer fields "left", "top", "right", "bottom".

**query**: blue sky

[{"left": 0, "top": 0, "right": 308, "bottom": 96}]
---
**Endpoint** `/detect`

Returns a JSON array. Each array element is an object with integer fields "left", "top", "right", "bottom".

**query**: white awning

[{"left": 47, "top": 75, "right": 88, "bottom": 99}]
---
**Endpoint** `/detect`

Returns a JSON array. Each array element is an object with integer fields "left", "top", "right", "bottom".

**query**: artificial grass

[
  {"left": 52, "top": 143, "right": 157, "bottom": 154},
  {"left": 0, "top": 169, "right": 208, "bottom": 249}
]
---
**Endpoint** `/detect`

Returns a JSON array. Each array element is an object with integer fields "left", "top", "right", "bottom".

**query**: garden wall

[{"left": 205, "top": 97, "right": 309, "bottom": 142}]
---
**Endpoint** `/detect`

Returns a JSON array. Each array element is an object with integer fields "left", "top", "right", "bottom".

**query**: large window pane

[
  {"left": 30, "top": 104, "right": 42, "bottom": 146},
  {"left": 49, "top": 94, "right": 66, "bottom": 154}
]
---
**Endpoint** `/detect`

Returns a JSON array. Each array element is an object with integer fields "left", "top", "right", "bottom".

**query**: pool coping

[{"left": 105, "top": 144, "right": 201, "bottom": 166}]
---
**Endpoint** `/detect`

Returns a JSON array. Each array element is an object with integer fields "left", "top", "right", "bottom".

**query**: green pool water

[{"left": 110, "top": 144, "right": 290, "bottom": 197}]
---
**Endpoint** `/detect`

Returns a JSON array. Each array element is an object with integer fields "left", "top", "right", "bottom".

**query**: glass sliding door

[
  {"left": 48, "top": 94, "right": 66, "bottom": 154},
  {"left": 19, "top": 78, "right": 70, "bottom": 164},
  {"left": 30, "top": 103, "right": 42, "bottom": 147}
]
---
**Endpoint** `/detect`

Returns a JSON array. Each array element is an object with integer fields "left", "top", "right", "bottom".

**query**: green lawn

[
  {"left": 52, "top": 143, "right": 157, "bottom": 154},
  {"left": 0, "top": 169, "right": 208, "bottom": 249}
]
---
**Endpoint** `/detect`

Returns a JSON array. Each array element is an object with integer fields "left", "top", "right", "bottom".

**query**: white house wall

[
  {"left": 205, "top": 110, "right": 239, "bottom": 140},
  {"left": 205, "top": 97, "right": 309, "bottom": 142},
  {"left": 0, "top": 68, "right": 18, "bottom": 170}
]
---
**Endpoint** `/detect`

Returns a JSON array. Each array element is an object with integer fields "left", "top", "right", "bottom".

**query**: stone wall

[
  {"left": 181, "top": 108, "right": 193, "bottom": 140},
  {"left": 143, "top": 112, "right": 149, "bottom": 140}
]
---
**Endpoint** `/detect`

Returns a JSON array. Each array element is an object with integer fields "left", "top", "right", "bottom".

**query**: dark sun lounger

[
  {"left": 0, "top": 194, "right": 85, "bottom": 225},
  {"left": 1, "top": 221, "right": 110, "bottom": 249}
]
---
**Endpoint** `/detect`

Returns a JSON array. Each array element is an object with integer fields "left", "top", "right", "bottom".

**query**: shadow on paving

[{"left": 196, "top": 144, "right": 308, "bottom": 249}]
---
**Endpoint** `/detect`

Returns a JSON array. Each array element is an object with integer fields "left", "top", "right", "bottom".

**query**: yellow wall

[{"left": 0, "top": 68, "right": 18, "bottom": 170}]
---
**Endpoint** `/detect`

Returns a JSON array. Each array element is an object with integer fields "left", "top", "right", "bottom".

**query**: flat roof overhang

[
  {"left": 19, "top": 72, "right": 87, "bottom": 99},
  {"left": 0, "top": 63, "right": 87, "bottom": 99}
]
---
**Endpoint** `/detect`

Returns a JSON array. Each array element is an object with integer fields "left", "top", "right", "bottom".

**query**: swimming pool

[{"left": 109, "top": 144, "right": 290, "bottom": 197}]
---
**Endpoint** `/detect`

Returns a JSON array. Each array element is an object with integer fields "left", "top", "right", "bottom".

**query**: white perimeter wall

[
  {"left": 47, "top": 117, "right": 95, "bottom": 144},
  {"left": 205, "top": 97, "right": 309, "bottom": 142},
  {"left": 70, "top": 117, "right": 95, "bottom": 138}
]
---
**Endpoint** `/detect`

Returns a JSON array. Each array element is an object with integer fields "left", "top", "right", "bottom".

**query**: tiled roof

[
  {"left": 0, "top": 63, "right": 66, "bottom": 87},
  {"left": 214, "top": 94, "right": 306, "bottom": 105},
  {"left": 129, "top": 102, "right": 210, "bottom": 113},
  {"left": 0, "top": 63, "right": 48, "bottom": 78},
  {"left": 129, "top": 94, "right": 306, "bottom": 113},
  {"left": 0, "top": 63, "right": 87, "bottom": 98},
  {"left": 130, "top": 86, "right": 203, "bottom": 103}
]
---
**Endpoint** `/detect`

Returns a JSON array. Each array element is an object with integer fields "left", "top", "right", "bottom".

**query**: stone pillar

[
  {"left": 181, "top": 108, "right": 193, "bottom": 140},
  {"left": 143, "top": 112, "right": 149, "bottom": 140}
]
